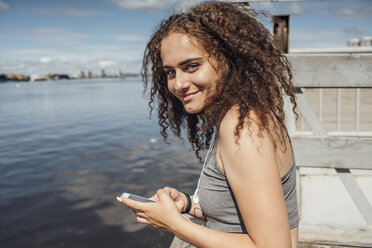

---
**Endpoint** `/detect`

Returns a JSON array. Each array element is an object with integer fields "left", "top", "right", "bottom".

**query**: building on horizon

[
  {"left": 348, "top": 36, "right": 372, "bottom": 47},
  {"left": 77, "top": 70, "right": 85, "bottom": 79}
]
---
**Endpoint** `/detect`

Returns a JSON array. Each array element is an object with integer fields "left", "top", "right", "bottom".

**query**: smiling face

[{"left": 160, "top": 32, "right": 219, "bottom": 114}]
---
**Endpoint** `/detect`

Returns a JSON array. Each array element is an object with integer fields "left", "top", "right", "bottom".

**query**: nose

[{"left": 174, "top": 71, "right": 190, "bottom": 92}]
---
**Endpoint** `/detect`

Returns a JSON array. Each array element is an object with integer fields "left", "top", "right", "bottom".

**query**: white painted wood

[
  {"left": 284, "top": 29, "right": 372, "bottom": 248},
  {"left": 286, "top": 54, "right": 372, "bottom": 88},
  {"left": 292, "top": 136, "right": 372, "bottom": 170},
  {"left": 318, "top": 88, "right": 322, "bottom": 123},
  {"left": 284, "top": 94, "right": 297, "bottom": 136},
  {"left": 290, "top": 47, "right": 372, "bottom": 54},
  {"left": 356, "top": 88, "right": 360, "bottom": 132},
  {"left": 296, "top": 167, "right": 302, "bottom": 219},
  {"left": 299, "top": 224, "right": 372, "bottom": 247},
  {"left": 298, "top": 167, "right": 372, "bottom": 226},
  {"left": 336, "top": 168, "right": 372, "bottom": 225},
  {"left": 300, "top": 114, "right": 305, "bottom": 132},
  {"left": 296, "top": 93, "right": 327, "bottom": 137},
  {"left": 295, "top": 131, "right": 372, "bottom": 136},
  {"left": 327, "top": 131, "right": 372, "bottom": 136},
  {"left": 337, "top": 88, "right": 341, "bottom": 131}
]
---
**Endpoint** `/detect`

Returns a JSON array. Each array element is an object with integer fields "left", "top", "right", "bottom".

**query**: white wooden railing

[{"left": 285, "top": 50, "right": 372, "bottom": 247}]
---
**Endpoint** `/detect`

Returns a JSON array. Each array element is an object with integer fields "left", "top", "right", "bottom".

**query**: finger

[
  {"left": 157, "top": 188, "right": 165, "bottom": 197},
  {"left": 162, "top": 188, "right": 175, "bottom": 201},
  {"left": 162, "top": 187, "right": 173, "bottom": 194},
  {"left": 162, "top": 187, "right": 180, "bottom": 200},
  {"left": 156, "top": 189, "right": 174, "bottom": 204},
  {"left": 164, "top": 187, "right": 180, "bottom": 200},
  {"left": 133, "top": 209, "right": 145, "bottom": 215},
  {"left": 149, "top": 194, "right": 159, "bottom": 202},
  {"left": 135, "top": 212, "right": 147, "bottom": 218},
  {"left": 117, "top": 198, "right": 144, "bottom": 214},
  {"left": 157, "top": 189, "right": 170, "bottom": 200},
  {"left": 136, "top": 216, "right": 150, "bottom": 225},
  {"left": 171, "top": 189, "right": 183, "bottom": 201},
  {"left": 119, "top": 196, "right": 149, "bottom": 210}
]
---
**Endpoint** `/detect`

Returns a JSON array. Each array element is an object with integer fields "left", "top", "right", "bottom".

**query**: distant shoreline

[{"left": 0, "top": 73, "right": 141, "bottom": 83}]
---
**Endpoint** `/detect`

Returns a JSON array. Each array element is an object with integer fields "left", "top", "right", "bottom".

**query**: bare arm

[
  {"left": 217, "top": 108, "right": 292, "bottom": 247},
  {"left": 175, "top": 108, "right": 292, "bottom": 247},
  {"left": 119, "top": 109, "right": 292, "bottom": 248},
  {"left": 121, "top": 190, "right": 255, "bottom": 248}
]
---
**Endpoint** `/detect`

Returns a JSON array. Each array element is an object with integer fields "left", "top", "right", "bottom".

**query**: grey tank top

[{"left": 197, "top": 133, "right": 299, "bottom": 233}]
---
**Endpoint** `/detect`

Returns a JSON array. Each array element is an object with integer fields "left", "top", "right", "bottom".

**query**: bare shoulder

[
  {"left": 218, "top": 107, "right": 292, "bottom": 247},
  {"left": 218, "top": 106, "right": 274, "bottom": 153},
  {"left": 218, "top": 106, "right": 293, "bottom": 178}
]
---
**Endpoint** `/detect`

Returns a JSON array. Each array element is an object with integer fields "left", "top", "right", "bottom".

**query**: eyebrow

[{"left": 163, "top": 57, "right": 203, "bottom": 69}]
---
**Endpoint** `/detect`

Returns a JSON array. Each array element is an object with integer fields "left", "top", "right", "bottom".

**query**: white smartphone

[{"left": 120, "top": 192, "right": 155, "bottom": 203}]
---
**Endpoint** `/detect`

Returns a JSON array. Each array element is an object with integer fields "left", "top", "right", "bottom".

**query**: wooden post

[{"left": 272, "top": 15, "right": 290, "bottom": 54}]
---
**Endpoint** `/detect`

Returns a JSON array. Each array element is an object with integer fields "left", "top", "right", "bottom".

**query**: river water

[{"left": 0, "top": 79, "right": 202, "bottom": 248}]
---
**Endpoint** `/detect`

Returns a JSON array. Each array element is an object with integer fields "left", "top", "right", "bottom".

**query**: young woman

[{"left": 118, "top": 2, "right": 299, "bottom": 247}]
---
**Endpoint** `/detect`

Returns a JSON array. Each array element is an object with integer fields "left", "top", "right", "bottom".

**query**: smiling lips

[{"left": 180, "top": 90, "right": 199, "bottom": 102}]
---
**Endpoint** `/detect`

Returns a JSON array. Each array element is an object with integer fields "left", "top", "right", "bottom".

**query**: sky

[{"left": 0, "top": 0, "right": 371, "bottom": 76}]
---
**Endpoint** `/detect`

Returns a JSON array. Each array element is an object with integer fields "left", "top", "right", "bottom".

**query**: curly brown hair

[{"left": 141, "top": 2, "right": 297, "bottom": 161}]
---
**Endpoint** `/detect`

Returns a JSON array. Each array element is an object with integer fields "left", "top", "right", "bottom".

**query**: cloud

[
  {"left": 59, "top": 8, "right": 105, "bottom": 17},
  {"left": 344, "top": 26, "right": 366, "bottom": 35},
  {"left": 328, "top": 1, "right": 372, "bottom": 19},
  {"left": 99, "top": 60, "right": 115, "bottom": 68},
  {"left": 287, "top": 3, "right": 308, "bottom": 16},
  {"left": 0, "top": 42, "right": 145, "bottom": 62},
  {"left": 290, "top": 28, "right": 351, "bottom": 49},
  {"left": 250, "top": 2, "right": 308, "bottom": 18},
  {"left": 0, "top": 58, "right": 142, "bottom": 75},
  {"left": 33, "top": 7, "right": 105, "bottom": 16},
  {"left": 0, "top": 40, "right": 146, "bottom": 75},
  {"left": 112, "top": 35, "right": 148, "bottom": 42},
  {"left": 0, "top": 28, "right": 89, "bottom": 42},
  {"left": 5, "top": 28, "right": 134, "bottom": 55},
  {"left": 40, "top": 57, "right": 52, "bottom": 63},
  {"left": 19, "top": 28, "right": 91, "bottom": 45},
  {"left": 29, "top": 28, "right": 89, "bottom": 38},
  {"left": 0, "top": 0, "right": 9, "bottom": 10},
  {"left": 173, "top": 0, "right": 204, "bottom": 11},
  {"left": 329, "top": 7, "right": 355, "bottom": 17},
  {"left": 250, "top": 2, "right": 275, "bottom": 14},
  {"left": 112, "top": 0, "right": 181, "bottom": 12},
  {"left": 3, "top": 48, "right": 58, "bottom": 57}
]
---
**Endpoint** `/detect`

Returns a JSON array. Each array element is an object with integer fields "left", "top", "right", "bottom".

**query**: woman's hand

[
  {"left": 118, "top": 188, "right": 186, "bottom": 232},
  {"left": 149, "top": 187, "right": 188, "bottom": 213}
]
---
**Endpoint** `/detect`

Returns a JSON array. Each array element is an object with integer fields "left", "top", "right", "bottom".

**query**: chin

[
  {"left": 184, "top": 105, "right": 203, "bottom": 114},
  {"left": 187, "top": 111, "right": 201, "bottom": 114}
]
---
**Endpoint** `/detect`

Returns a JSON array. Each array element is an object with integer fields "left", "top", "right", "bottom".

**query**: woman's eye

[
  {"left": 165, "top": 70, "right": 175, "bottom": 77},
  {"left": 186, "top": 63, "right": 199, "bottom": 71}
]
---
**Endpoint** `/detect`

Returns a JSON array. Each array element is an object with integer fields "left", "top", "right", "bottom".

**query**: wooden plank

[
  {"left": 286, "top": 54, "right": 372, "bottom": 88},
  {"left": 299, "top": 224, "right": 372, "bottom": 247},
  {"left": 296, "top": 93, "right": 328, "bottom": 137},
  {"left": 290, "top": 47, "right": 372, "bottom": 54},
  {"left": 336, "top": 168, "right": 372, "bottom": 225},
  {"left": 291, "top": 136, "right": 372, "bottom": 170},
  {"left": 284, "top": 95, "right": 297, "bottom": 135},
  {"left": 273, "top": 15, "right": 289, "bottom": 53}
]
